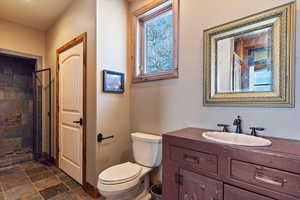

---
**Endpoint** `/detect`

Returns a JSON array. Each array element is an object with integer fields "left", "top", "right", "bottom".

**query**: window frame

[{"left": 132, "top": 0, "right": 179, "bottom": 83}]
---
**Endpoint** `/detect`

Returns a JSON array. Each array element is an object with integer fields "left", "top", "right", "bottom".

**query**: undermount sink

[{"left": 203, "top": 132, "right": 272, "bottom": 147}]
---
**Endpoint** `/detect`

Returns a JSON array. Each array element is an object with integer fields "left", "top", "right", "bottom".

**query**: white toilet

[{"left": 97, "top": 132, "right": 162, "bottom": 200}]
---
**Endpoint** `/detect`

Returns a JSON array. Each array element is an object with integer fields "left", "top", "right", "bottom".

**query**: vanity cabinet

[
  {"left": 178, "top": 169, "right": 222, "bottom": 200},
  {"left": 163, "top": 128, "right": 300, "bottom": 200}
]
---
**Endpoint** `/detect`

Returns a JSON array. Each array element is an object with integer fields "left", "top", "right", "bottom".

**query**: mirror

[
  {"left": 203, "top": 3, "right": 295, "bottom": 107},
  {"left": 217, "top": 27, "right": 273, "bottom": 93}
]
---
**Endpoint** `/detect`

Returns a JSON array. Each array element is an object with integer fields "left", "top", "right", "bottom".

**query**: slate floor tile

[
  {"left": 48, "top": 191, "right": 80, "bottom": 200},
  {"left": 20, "top": 193, "right": 44, "bottom": 200},
  {"left": 63, "top": 179, "right": 81, "bottom": 190},
  {"left": 39, "top": 183, "right": 68, "bottom": 200},
  {"left": 0, "top": 161, "right": 101, "bottom": 200},
  {"left": 5, "top": 184, "right": 36, "bottom": 200},
  {"left": 0, "top": 172, "right": 31, "bottom": 191},
  {"left": 0, "top": 167, "right": 21, "bottom": 177},
  {"left": 33, "top": 176, "right": 61, "bottom": 192},
  {"left": 73, "top": 188, "right": 103, "bottom": 200},
  {"left": 57, "top": 174, "right": 72, "bottom": 182},
  {"left": 0, "top": 193, "right": 5, "bottom": 200},
  {"left": 28, "top": 171, "right": 55, "bottom": 183},
  {"left": 47, "top": 168, "right": 62, "bottom": 176},
  {"left": 25, "top": 167, "right": 48, "bottom": 177},
  {"left": 19, "top": 162, "right": 43, "bottom": 171}
]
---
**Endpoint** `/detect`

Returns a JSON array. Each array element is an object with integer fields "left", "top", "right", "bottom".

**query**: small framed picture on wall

[{"left": 103, "top": 70, "right": 125, "bottom": 93}]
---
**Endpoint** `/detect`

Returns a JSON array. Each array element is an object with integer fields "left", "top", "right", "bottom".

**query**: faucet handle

[
  {"left": 217, "top": 124, "right": 230, "bottom": 132},
  {"left": 250, "top": 127, "right": 265, "bottom": 136}
]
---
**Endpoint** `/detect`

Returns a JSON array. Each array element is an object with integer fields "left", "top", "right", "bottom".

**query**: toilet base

[
  {"left": 136, "top": 193, "right": 152, "bottom": 200},
  {"left": 102, "top": 175, "right": 151, "bottom": 200}
]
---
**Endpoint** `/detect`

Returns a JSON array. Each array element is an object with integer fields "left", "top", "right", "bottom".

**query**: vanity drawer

[
  {"left": 231, "top": 160, "right": 300, "bottom": 197},
  {"left": 170, "top": 146, "right": 218, "bottom": 174},
  {"left": 224, "top": 185, "right": 275, "bottom": 200}
]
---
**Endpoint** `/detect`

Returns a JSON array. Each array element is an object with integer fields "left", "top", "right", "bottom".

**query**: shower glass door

[{"left": 33, "top": 68, "right": 52, "bottom": 164}]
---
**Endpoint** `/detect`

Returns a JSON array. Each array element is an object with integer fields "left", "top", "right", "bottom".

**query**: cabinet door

[
  {"left": 224, "top": 185, "right": 275, "bottom": 200},
  {"left": 179, "top": 169, "right": 222, "bottom": 200}
]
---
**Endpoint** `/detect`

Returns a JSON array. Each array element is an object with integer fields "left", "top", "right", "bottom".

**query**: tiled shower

[{"left": 0, "top": 53, "right": 43, "bottom": 167}]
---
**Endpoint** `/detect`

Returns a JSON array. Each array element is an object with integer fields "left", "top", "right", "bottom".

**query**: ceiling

[{"left": 0, "top": 0, "right": 74, "bottom": 31}]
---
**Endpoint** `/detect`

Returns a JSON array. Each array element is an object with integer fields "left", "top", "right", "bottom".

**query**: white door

[{"left": 58, "top": 42, "right": 84, "bottom": 184}]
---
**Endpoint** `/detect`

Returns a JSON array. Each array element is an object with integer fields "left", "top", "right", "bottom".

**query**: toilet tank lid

[{"left": 131, "top": 132, "right": 162, "bottom": 143}]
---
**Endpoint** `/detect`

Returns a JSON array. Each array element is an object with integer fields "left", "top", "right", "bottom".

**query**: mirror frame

[{"left": 203, "top": 2, "right": 296, "bottom": 107}]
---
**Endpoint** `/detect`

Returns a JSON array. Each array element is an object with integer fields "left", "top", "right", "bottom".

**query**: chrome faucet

[{"left": 233, "top": 116, "right": 242, "bottom": 133}]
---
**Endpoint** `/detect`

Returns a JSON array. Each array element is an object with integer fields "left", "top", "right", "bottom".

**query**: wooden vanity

[{"left": 162, "top": 128, "right": 300, "bottom": 200}]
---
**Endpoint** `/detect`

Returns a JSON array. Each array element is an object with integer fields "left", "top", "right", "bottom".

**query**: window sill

[{"left": 132, "top": 71, "right": 178, "bottom": 83}]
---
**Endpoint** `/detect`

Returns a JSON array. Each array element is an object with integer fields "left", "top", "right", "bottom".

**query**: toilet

[{"left": 97, "top": 132, "right": 162, "bottom": 200}]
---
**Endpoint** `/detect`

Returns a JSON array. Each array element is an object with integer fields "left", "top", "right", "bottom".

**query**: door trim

[{"left": 56, "top": 33, "right": 87, "bottom": 185}]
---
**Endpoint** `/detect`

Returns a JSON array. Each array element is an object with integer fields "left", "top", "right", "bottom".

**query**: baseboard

[{"left": 83, "top": 182, "right": 101, "bottom": 199}]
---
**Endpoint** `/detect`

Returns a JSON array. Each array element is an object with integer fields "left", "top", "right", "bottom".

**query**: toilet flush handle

[{"left": 97, "top": 133, "right": 114, "bottom": 143}]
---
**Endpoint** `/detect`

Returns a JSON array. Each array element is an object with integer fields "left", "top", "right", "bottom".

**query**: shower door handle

[{"left": 73, "top": 118, "right": 83, "bottom": 126}]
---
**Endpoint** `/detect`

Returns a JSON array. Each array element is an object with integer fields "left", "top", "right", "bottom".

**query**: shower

[{"left": 0, "top": 52, "right": 52, "bottom": 167}]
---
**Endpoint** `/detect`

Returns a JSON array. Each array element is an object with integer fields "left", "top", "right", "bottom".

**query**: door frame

[{"left": 56, "top": 33, "right": 87, "bottom": 185}]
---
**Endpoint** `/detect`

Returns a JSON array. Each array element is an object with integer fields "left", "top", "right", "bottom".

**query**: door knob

[{"left": 73, "top": 118, "right": 83, "bottom": 126}]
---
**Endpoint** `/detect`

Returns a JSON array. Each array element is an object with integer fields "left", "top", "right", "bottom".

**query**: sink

[{"left": 203, "top": 132, "right": 272, "bottom": 147}]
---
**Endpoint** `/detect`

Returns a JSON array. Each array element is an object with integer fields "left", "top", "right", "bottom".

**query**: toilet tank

[{"left": 131, "top": 133, "right": 162, "bottom": 168}]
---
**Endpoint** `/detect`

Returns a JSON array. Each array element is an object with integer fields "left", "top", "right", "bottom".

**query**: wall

[
  {"left": 96, "top": 0, "right": 132, "bottom": 180},
  {"left": 45, "top": 0, "right": 97, "bottom": 185},
  {"left": 130, "top": 0, "right": 299, "bottom": 140},
  {"left": 46, "top": 0, "right": 131, "bottom": 186},
  {"left": 0, "top": 19, "right": 45, "bottom": 63}
]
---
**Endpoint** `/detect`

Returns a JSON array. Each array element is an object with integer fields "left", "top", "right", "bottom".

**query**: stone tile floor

[{"left": 0, "top": 161, "right": 104, "bottom": 200}]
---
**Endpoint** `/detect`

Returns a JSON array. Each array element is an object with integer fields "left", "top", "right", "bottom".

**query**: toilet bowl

[
  {"left": 98, "top": 162, "right": 152, "bottom": 200},
  {"left": 97, "top": 133, "right": 162, "bottom": 200}
]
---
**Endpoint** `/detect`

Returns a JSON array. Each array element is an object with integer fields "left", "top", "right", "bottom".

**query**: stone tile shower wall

[{"left": 0, "top": 54, "right": 36, "bottom": 167}]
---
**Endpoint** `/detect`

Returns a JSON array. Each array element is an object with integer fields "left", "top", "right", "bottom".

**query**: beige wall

[
  {"left": 129, "top": 0, "right": 300, "bottom": 142},
  {"left": 0, "top": 19, "right": 45, "bottom": 62},
  {"left": 45, "top": 0, "right": 97, "bottom": 185},
  {"left": 96, "top": 0, "right": 132, "bottom": 179},
  {"left": 45, "top": 0, "right": 131, "bottom": 186}
]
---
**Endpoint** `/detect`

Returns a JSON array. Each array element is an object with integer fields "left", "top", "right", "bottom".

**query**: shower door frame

[{"left": 33, "top": 67, "right": 52, "bottom": 162}]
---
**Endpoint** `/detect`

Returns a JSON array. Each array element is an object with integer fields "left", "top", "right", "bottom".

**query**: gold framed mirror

[{"left": 203, "top": 2, "right": 296, "bottom": 107}]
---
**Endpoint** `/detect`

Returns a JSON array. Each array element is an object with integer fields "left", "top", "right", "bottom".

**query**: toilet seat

[
  {"left": 99, "top": 162, "right": 142, "bottom": 185},
  {"left": 98, "top": 162, "right": 152, "bottom": 194}
]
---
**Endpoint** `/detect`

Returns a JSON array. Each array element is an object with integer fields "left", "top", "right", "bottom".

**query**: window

[{"left": 132, "top": 0, "right": 179, "bottom": 83}]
